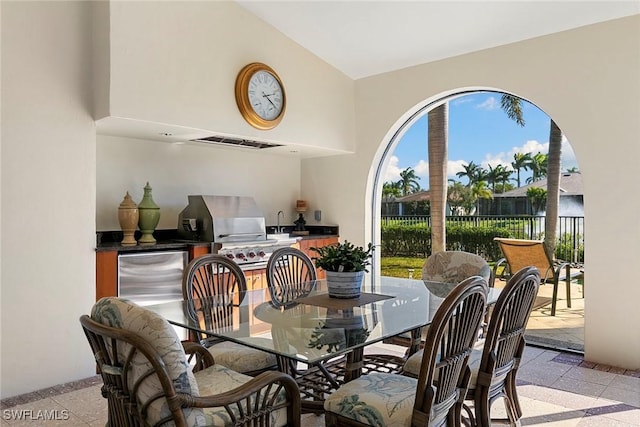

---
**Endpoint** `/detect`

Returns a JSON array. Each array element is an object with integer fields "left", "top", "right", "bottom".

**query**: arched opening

[{"left": 369, "top": 89, "right": 585, "bottom": 353}]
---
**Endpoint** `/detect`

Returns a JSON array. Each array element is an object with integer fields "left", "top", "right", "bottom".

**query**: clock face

[
  {"left": 247, "top": 70, "right": 284, "bottom": 121},
  {"left": 235, "top": 63, "right": 286, "bottom": 130}
]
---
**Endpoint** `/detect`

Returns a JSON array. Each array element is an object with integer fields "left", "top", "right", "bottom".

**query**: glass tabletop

[{"left": 146, "top": 276, "right": 500, "bottom": 365}]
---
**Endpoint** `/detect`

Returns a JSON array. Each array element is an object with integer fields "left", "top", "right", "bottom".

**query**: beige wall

[
  {"left": 304, "top": 15, "right": 640, "bottom": 369},
  {"left": 1, "top": 1, "right": 97, "bottom": 397},
  {"left": 103, "top": 1, "right": 356, "bottom": 153},
  {"left": 96, "top": 135, "right": 303, "bottom": 230}
]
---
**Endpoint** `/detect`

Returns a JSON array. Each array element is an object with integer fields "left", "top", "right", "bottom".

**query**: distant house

[
  {"left": 481, "top": 172, "right": 584, "bottom": 216},
  {"left": 382, "top": 190, "right": 430, "bottom": 215}
]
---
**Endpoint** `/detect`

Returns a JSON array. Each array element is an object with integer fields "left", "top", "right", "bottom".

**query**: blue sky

[{"left": 383, "top": 91, "right": 579, "bottom": 188}]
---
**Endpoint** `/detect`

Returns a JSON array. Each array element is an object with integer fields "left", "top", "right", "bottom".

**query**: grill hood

[{"left": 177, "top": 195, "right": 267, "bottom": 243}]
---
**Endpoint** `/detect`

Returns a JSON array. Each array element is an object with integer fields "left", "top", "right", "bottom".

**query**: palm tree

[
  {"left": 512, "top": 152, "right": 532, "bottom": 187},
  {"left": 500, "top": 94, "right": 526, "bottom": 126},
  {"left": 471, "top": 181, "right": 492, "bottom": 215},
  {"left": 397, "top": 167, "right": 421, "bottom": 196},
  {"left": 544, "top": 120, "right": 563, "bottom": 259},
  {"left": 427, "top": 93, "right": 523, "bottom": 254},
  {"left": 527, "top": 187, "right": 547, "bottom": 214},
  {"left": 528, "top": 152, "right": 548, "bottom": 183},
  {"left": 486, "top": 164, "right": 512, "bottom": 193},
  {"left": 456, "top": 161, "right": 482, "bottom": 187},
  {"left": 382, "top": 181, "right": 402, "bottom": 200},
  {"left": 428, "top": 104, "right": 448, "bottom": 254}
]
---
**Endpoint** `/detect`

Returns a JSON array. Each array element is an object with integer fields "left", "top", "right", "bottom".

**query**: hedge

[{"left": 381, "top": 223, "right": 512, "bottom": 260}]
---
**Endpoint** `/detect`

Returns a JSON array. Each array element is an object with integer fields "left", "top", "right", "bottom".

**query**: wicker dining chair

[
  {"left": 422, "top": 250, "right": 493, "bottom": 287},
  {"left": 266, "top": 247, "right": 317, "bottom": 308},
  {"left": 80, "top": 297, "right": 301, "bottom": 427},
  {"left": 265, "top": 247, "right": 336, "bottom": 389},
  {"left": 182, "top": 254, "right": 278, "bottom": 376},
  {"left": 460, "top": 266, "right": 541, "bottom": 427},
  {"left": 387, "top": 250, "right": 493, "bottom": 349},
  {"left": 324, "top": 275, "right": 488, "bottom": 427}
]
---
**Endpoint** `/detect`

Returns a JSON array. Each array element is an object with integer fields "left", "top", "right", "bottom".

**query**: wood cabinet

[
  {"left": 299, "top": 236, "right": 339, "bottom": 279},
  {"left": 245, "top": 269, "right": 266, "bottom": 291},
  {"left": 189, "top": 245, "right": 210, "bottom": 260},
  {"left": 95, "top": 237, "right": 338, "bottom": 301},
  {"left": 96, "top": 251, "right": 118, "bottom": 300}
]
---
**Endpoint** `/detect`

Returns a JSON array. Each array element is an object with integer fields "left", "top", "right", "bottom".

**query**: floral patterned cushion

[
  {"left": 324, "top": 372, "right": 417, "bottom": 426},
  {"left": 194, "top": 364, "right": 289, "bottom": 427},
  {"left": 91, "top": 297, "right": 206, "bottom": 426},
  {"left": 422, "top": 251, "right": 491, "bottom": 284},
  {"left": 207, "top": 339, "right": 277, "bottom": 373},
  {"left": 402, "top": 339, "right": 485, "bottom": 379}
]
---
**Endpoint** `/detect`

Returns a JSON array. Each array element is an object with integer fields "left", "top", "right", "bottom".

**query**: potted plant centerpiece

[{"left": 311, "top": 240, "right": 374, "bottom": 298}]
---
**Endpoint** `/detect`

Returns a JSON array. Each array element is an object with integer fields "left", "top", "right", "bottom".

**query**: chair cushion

[
  {"left": 422, "top": 251, "right": 491, "bottom": 284},
  {"left": 403, "top": 339, "right": 484, "bottom": 380},
  {"left": 207, "top": 339, "right": 277, "bottom": 373},
  {"left": 195, "top": 364, "right": 290, "bottom": 427},
  {"left": 324, "top": 372, "right": 417, "bottom": 426},
  {"left": 91, "top": 297, "right": 205, "bottom": 426}
]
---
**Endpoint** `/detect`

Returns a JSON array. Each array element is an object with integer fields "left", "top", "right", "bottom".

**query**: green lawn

[
  {"left": 381, "top": 256, "right": 503, "bottom": 279},
  {"left": 380, "top": 256, "right": 424, "bottom": 278}
]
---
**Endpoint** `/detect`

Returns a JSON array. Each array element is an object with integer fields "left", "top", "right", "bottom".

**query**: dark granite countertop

[
  {"left": 96, "top": 229, "right": 209, "bottom": 253},
  {"left": 97, "top": 226, "right": 338, "bottom": 253}
]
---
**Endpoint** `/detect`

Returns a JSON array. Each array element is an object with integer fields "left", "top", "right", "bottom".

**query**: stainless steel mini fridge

[
  {"left": 118, "top": 250, "right": 189, "bottom": 339},
  {"left": 118, "top": 250, "right": 188, "bottom": 306}
]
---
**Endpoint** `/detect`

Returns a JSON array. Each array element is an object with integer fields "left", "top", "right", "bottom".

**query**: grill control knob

[
  {"left": 248, "top": 251, "right": 256, "bottom": 258},
  {"left": 225, "top": 253, "right": 235, "bottom": 260},
  {"left": 258, "top": 251, "right": 266, "bottom": 258},
  {"left": 236, "top": 253, "right": 246, "bottom": 260}
]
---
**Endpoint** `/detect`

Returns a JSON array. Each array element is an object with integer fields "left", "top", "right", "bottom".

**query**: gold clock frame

[{"left": 235, "top": 62, "right": 286, "bottom": 130}]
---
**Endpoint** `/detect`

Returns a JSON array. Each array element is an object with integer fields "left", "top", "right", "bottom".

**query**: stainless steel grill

[{"left": 177, "top": 195, "right": 295, "bottom": 270}]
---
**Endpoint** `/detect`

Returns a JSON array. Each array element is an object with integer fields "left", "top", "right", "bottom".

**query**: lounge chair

[{"left": 494, "top": 237, "right": 583, "bottom": 316}]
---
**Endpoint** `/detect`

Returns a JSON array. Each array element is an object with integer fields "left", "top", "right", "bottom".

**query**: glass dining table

[{"left": 146, "top": 276, "right": 500, "bottom": 413}]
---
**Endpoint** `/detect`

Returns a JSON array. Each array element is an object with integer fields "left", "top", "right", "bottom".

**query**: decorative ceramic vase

[
  {"left": 137, "top": 182, "right": 160, "bottom": 245},
  {"left": 325, "top": 270, "right": 365, "bottom": 298},
  {"left": 118, "top": 192, "right": 139, "bottom": 246}
]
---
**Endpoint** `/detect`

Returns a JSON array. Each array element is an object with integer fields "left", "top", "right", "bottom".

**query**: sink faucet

[{"left": 277, "top": 210, "right": 284, "bottom": 233}]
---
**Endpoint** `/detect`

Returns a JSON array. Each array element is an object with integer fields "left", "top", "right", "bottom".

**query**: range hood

[{"left": 190, "top": 135, "right": 282, "bottom": 150}]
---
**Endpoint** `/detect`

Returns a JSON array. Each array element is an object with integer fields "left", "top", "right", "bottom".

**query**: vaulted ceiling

[{"left": 237, "top": 1, "right": 640, "bottom": 79}]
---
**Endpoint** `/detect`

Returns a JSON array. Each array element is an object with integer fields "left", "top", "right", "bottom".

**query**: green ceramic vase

[{"left": 137, "top": 182, "right": 160, "bottom": 244}]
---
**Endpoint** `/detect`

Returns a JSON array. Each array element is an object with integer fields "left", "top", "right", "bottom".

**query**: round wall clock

[{"left": 235, "top": 62, "right": 286, "bottom": 130}]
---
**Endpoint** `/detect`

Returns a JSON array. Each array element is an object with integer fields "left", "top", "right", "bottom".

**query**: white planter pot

[{"left": 325, "top": 270, "right": 365, "bottom": 298}]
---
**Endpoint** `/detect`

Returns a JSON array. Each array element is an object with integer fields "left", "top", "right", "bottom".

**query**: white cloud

[
  {"left": 448, "top": 159, "right": 467, "bottom": 178},
  {"left": 383, "top": 155, "right": 402, "bottom": 182},
  {"left": 414, "top": 159, "right": 429, "bottom": 178},
  {"left": 451, "top": 96, "right": 475, "bottom": 106},
  {"left": 383, "top": 156, "right": 429, "bottom": 185},
  {"left": 482, "top": 139, "right": 546, "bottom": 170},
  {"left": 561, "top": 138, "right": 579, "bottom": 171},
  {"left": 476, "top": 96, "right": 499, "bottom": 111}
]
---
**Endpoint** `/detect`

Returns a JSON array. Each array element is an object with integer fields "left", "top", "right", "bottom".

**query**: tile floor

[
  {"left": 507, "top": 277, "right": 585, "bottom": 353},
  {"left": 2, "top": 344, "right": 639, "bottom": 426}
]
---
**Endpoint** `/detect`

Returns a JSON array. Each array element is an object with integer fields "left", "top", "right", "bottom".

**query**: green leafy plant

[{"left": 310, "top": 240, "right": 374, "bottom": 272}]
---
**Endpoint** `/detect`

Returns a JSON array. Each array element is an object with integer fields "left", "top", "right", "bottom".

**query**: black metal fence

[{"left": 381, "top": 215, "right": 585, "bottom": 264}]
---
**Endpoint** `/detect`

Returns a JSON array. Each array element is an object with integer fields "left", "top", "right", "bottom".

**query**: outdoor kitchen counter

[{"left": 96, "top": 229, "right": 210, "bottom": 253}]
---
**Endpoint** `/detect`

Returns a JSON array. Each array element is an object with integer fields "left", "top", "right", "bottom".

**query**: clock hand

[{"left": 262, "top": 92, "right": 277, "bottom": 109}]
